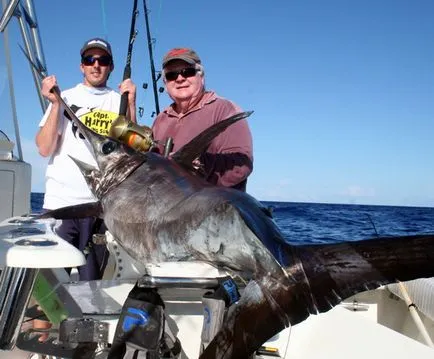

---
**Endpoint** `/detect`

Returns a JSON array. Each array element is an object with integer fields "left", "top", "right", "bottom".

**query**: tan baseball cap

[{"left": 162, "top": 48, "right": 201, "bottom": 68}]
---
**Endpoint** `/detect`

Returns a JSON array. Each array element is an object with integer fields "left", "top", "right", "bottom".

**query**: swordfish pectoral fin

[
  {"left": 171, "top": 111, "right": 253, "bottom": 170},
  {"left": 37, "top": 202, "right": 103, "bottom": 220}
]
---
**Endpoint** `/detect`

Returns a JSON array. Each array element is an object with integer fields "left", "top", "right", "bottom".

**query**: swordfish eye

[{"left": 101, "top": 140, "right": 118, "bottom": 155}]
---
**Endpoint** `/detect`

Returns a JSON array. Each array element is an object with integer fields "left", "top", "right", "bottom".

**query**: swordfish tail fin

[
  {"left": 200, "top": 234, "right": 434, "bottom": 359},
  {"left": 295, "top": 233, "right": 434, "bottom": 312}
]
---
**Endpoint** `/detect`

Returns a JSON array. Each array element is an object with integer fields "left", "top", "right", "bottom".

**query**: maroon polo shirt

[{"left": 152, "top": 91, "right": 253, "bottom": 191}]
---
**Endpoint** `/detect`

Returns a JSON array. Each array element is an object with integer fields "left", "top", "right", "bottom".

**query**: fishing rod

[
  {"left": 141, "top": 0, "right": 174, "bottom": 155},
  {"left": 119, "top": 0, "right": 139, "bottom": 116},
  {"left": 143, "top": 0, "right": 160, "bottom": 116},
  {"left": 109, "top": 0, "right": 159, "bottom": 152}
]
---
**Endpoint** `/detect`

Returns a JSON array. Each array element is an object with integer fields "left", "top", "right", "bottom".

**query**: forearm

[
  {"left": 36, "top": 103, "right": 61, "bottom": 157},
  {"left": 203, "top": 116, "right": 253, "bottom": 189},
  {"left": 218, "top": 157, "right": 253, "bottom": 188},
  {"left": 201, "top": 152, "right": 253, "bottom": 189}
]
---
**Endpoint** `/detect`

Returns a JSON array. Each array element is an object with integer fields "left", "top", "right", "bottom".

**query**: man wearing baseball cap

[
  {"left": 152, "top": 47, "right": 253, "bottom": 191},
  {"left": 36, "top": 37, "right": 137, "bottom": 281}
]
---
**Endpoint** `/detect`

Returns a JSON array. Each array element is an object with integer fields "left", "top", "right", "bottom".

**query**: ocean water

[
  {"left": 31, "top": 193, "right": 434, "bottom": 245},
  {"left": 264, "top": 201, "right": 434, "bottom": 244}
]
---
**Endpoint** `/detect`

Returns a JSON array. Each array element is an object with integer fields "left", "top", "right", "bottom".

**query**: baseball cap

[
  {"left": 80, "top": 38, "right": 113, "bottom": 57},
  {"left": 162, "top": 48, "right": 201, "bottom": 68}
]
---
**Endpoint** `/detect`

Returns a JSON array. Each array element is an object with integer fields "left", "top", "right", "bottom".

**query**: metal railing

[{"left": 0, "top": 266, "right": 38, "bottom": 350}]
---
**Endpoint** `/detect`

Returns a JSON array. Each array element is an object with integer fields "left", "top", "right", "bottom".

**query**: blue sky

[{"left": 1, "top": 0, "right": 434, "bottom": 207}]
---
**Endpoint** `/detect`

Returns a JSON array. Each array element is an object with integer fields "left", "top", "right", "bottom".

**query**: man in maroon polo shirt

[{"left": 152, "top": 48, "right": 253, "bottom": 191}]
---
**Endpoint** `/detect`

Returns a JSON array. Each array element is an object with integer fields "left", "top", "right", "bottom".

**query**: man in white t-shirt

[{"left": 36, "top": 37, "right": 136, "bottom": 280}]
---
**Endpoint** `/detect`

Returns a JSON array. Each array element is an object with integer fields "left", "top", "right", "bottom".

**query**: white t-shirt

[{"left": 40, "top": 83, "right": 121, "bottom": 209}]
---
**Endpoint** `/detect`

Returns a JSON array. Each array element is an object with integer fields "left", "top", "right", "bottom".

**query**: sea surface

[{"left": 31, "top": 193, "right": 434, "bottom": 245}]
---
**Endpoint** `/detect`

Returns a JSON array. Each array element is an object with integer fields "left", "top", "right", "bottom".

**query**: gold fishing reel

[{"left": 109, "top": 115, "right": 154, "bottom": 152}]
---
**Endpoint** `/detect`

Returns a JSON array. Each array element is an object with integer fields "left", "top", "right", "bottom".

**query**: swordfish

[{"left": 40, "top": 103, "right": 434, "bottom": 359}]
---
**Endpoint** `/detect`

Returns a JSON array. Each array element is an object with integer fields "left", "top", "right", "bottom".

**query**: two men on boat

[{"left": 36, "top": 40, "right": 254, "bottom": 280}]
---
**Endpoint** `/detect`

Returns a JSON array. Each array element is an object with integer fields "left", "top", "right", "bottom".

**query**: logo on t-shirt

[
  {"left": 65, "top": 106, "right": 119, "bottom": 137},
  {"left": 78, "top": 109, "right": 119, "bottom": 136}
]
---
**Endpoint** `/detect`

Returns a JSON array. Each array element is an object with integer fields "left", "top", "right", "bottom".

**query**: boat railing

[{"left": 0, "top": 266, "right": 38, "bottom": 350}]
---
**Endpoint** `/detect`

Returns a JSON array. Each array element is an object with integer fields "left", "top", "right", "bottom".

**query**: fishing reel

[{"left": 109, "top": 115, "right": 154, "bottom": 152}]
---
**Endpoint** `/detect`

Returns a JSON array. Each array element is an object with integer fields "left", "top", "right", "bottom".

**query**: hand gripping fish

[{"left": 40, "top": 97, "right": 434, "bottom": 359}]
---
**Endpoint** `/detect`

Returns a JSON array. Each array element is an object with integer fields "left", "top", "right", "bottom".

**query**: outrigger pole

[
  {"left": 119, "top": 0, "right": 138, "bottom": 116},
  {"left": 142, "top": 0, "right": 160, "bottom": 116}
]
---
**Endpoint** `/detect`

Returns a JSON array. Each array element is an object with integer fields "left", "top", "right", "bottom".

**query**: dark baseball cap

[
  {"left": 80, "top": 38, "right": 112, "bottom": 57},
  {"left": 162, "top": 48, "right": 201, "bottom": 68}
]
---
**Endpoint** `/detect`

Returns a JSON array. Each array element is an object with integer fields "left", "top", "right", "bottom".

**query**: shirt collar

[
  {"left": 164, "top": 91, "right": 217, "bottom": 118},
  {"left": 78, "top": 83, "right": 112, "bottom": 95}
]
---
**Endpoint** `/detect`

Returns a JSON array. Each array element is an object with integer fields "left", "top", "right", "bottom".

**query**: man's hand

[
  {"left": 41, "top": 75, "right": 60, "bottom": 104},
  {"left": 119, "top": 78, "right": 136, "bottom": 106},
  {"left": 119, "top": 79, "right": 137, "bottom": 123},
  {"left": 32, "top": 318, "right": 52, "bottom": 342},
  {"left": 192, "top": 157, "right": 203, "bottom": 170}
]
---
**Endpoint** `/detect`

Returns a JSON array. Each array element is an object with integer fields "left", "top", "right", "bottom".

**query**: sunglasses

[
  {"left": 164, "top": 67, "right": 198, "bottom": 81},
  {"left": 81, "top": 55, "right": 112, "bottom": 67}
]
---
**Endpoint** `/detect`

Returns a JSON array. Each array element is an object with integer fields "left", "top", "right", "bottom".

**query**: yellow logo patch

[{"left": 78, "top": 110, "right": 119, "bottom": 136}]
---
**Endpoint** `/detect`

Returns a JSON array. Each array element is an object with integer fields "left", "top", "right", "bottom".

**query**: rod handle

[{"left": 119, "top": 66, "right": 131, "bottom": 116}]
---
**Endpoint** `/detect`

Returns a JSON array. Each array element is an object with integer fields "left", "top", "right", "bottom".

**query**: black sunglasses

[
  {"left": 164, "top": 67, "right": 198, "bottom": 81},
  {"left": 81, "top": 55, "right": 112, "bottom": 67}
]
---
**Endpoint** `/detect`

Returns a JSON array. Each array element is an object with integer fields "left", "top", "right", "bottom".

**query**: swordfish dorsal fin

[
  {"left": 37, "top": 202, "right": 103, "bottom": 220},
  {"left": 171, "top": 111, "right": 253, "bottom": 169}
]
